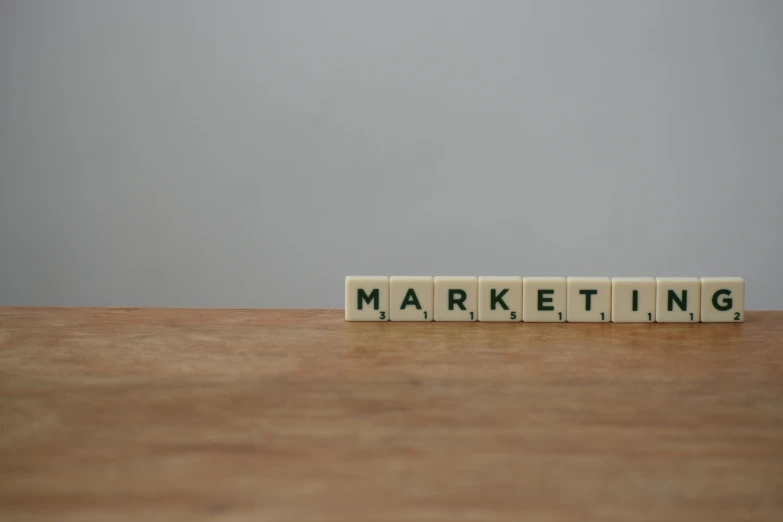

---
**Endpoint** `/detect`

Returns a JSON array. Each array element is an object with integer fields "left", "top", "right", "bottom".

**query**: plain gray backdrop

[{"left": 1, "top": 0, "right": 782, "bottom": 308}]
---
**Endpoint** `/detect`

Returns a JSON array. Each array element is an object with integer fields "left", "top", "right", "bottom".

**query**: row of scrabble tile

[{"left": 345, "top": 276, "right": 745, "bottom": 323}]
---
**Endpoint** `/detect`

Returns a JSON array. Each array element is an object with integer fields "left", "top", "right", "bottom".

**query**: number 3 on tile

[{"left": 379, "top": 311, "right": 386, "bottom": 320}]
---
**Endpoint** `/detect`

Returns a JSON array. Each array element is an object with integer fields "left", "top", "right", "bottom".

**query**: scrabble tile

[
  {"left": 611, "top": 277, "right": 656, "bottom": 323},
  {"left": 656, "top": 277, "right": 700, "bottom": 323},
  {"left": 522, "top": 277, "right": 567, "bottom": 322},
  {"left": 567, "top": 277, "right": 611, "bottom": 322},
  {"left": 390, "top": 276, "right": 434, "bottom": 321},
  {"left": 434, "top": 276, "right": 477, "bottom": 321},
  {"left": 478, "top": 276, "right": 522, "bottom": 322},
  {"left": 344, "top": 276, "right": 389, "bottom": 321},
  {"left": 700, "top": 277, "right": 745, "bottom": 323}
]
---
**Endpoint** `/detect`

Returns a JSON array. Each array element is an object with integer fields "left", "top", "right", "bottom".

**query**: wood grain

[{"left": 1, "top": 308, "right": 782, "bottom": 521}]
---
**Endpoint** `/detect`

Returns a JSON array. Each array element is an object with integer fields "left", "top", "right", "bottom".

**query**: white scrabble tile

[
  {"left": 700, "top": 277, "right": 745, "bottom": 323},
  {"left": 344, "top": 276, "right": 389, "bottom": 321},
  {"left": 434, "top": 276, "right": 477, "bottom": 321},
  {"left": 522, "top": 277, "right": 566, "bottom": 322},
  {"left": 611, "top": 277, "right": 656, "bottom": 323},
  {"left": 478, "top": 276, "right": 522, "bottom": 322},
  {"left": 390, "top": 276, "right": 434, "bottom": 321},
  {"left": 656, "top": 277, "right": 700, "bottom": 323},
  {"left": 566, "top": 277, "right": 611, "bottom": 322}
]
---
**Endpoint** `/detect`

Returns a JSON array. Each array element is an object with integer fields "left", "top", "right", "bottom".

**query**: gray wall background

[{"left": 1, "top": 0, "right": 782, "bottom": 309}]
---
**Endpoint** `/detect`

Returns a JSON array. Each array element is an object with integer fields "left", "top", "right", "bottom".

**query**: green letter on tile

[
  {"left": 579, "top": 289, "right": 598, "bottom": 311},
  {"left": 490, "top": 288, "right": 509, "bottom": 310},
  {"left": 538, "top": 290, "right": 554, "bottom": 311},
  {"left": 712, "top": 289, "right": 732, "bottom": 311},
  {"left": 400, "top": 289, "right": 422, "bottom": 310},
  {"left": 448, "top": 289, "right": 467, "bottom": 310},
  {"left": 668, "top": 290, "right": 687, "bottom": 311},
  {"left": 358, "top": 288, "right": 379, "bottom": 310}
]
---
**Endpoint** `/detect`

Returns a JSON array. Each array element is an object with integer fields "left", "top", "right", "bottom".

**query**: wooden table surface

[{"left": 1, "top": 308, "right": 782, "bottom": 521}]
